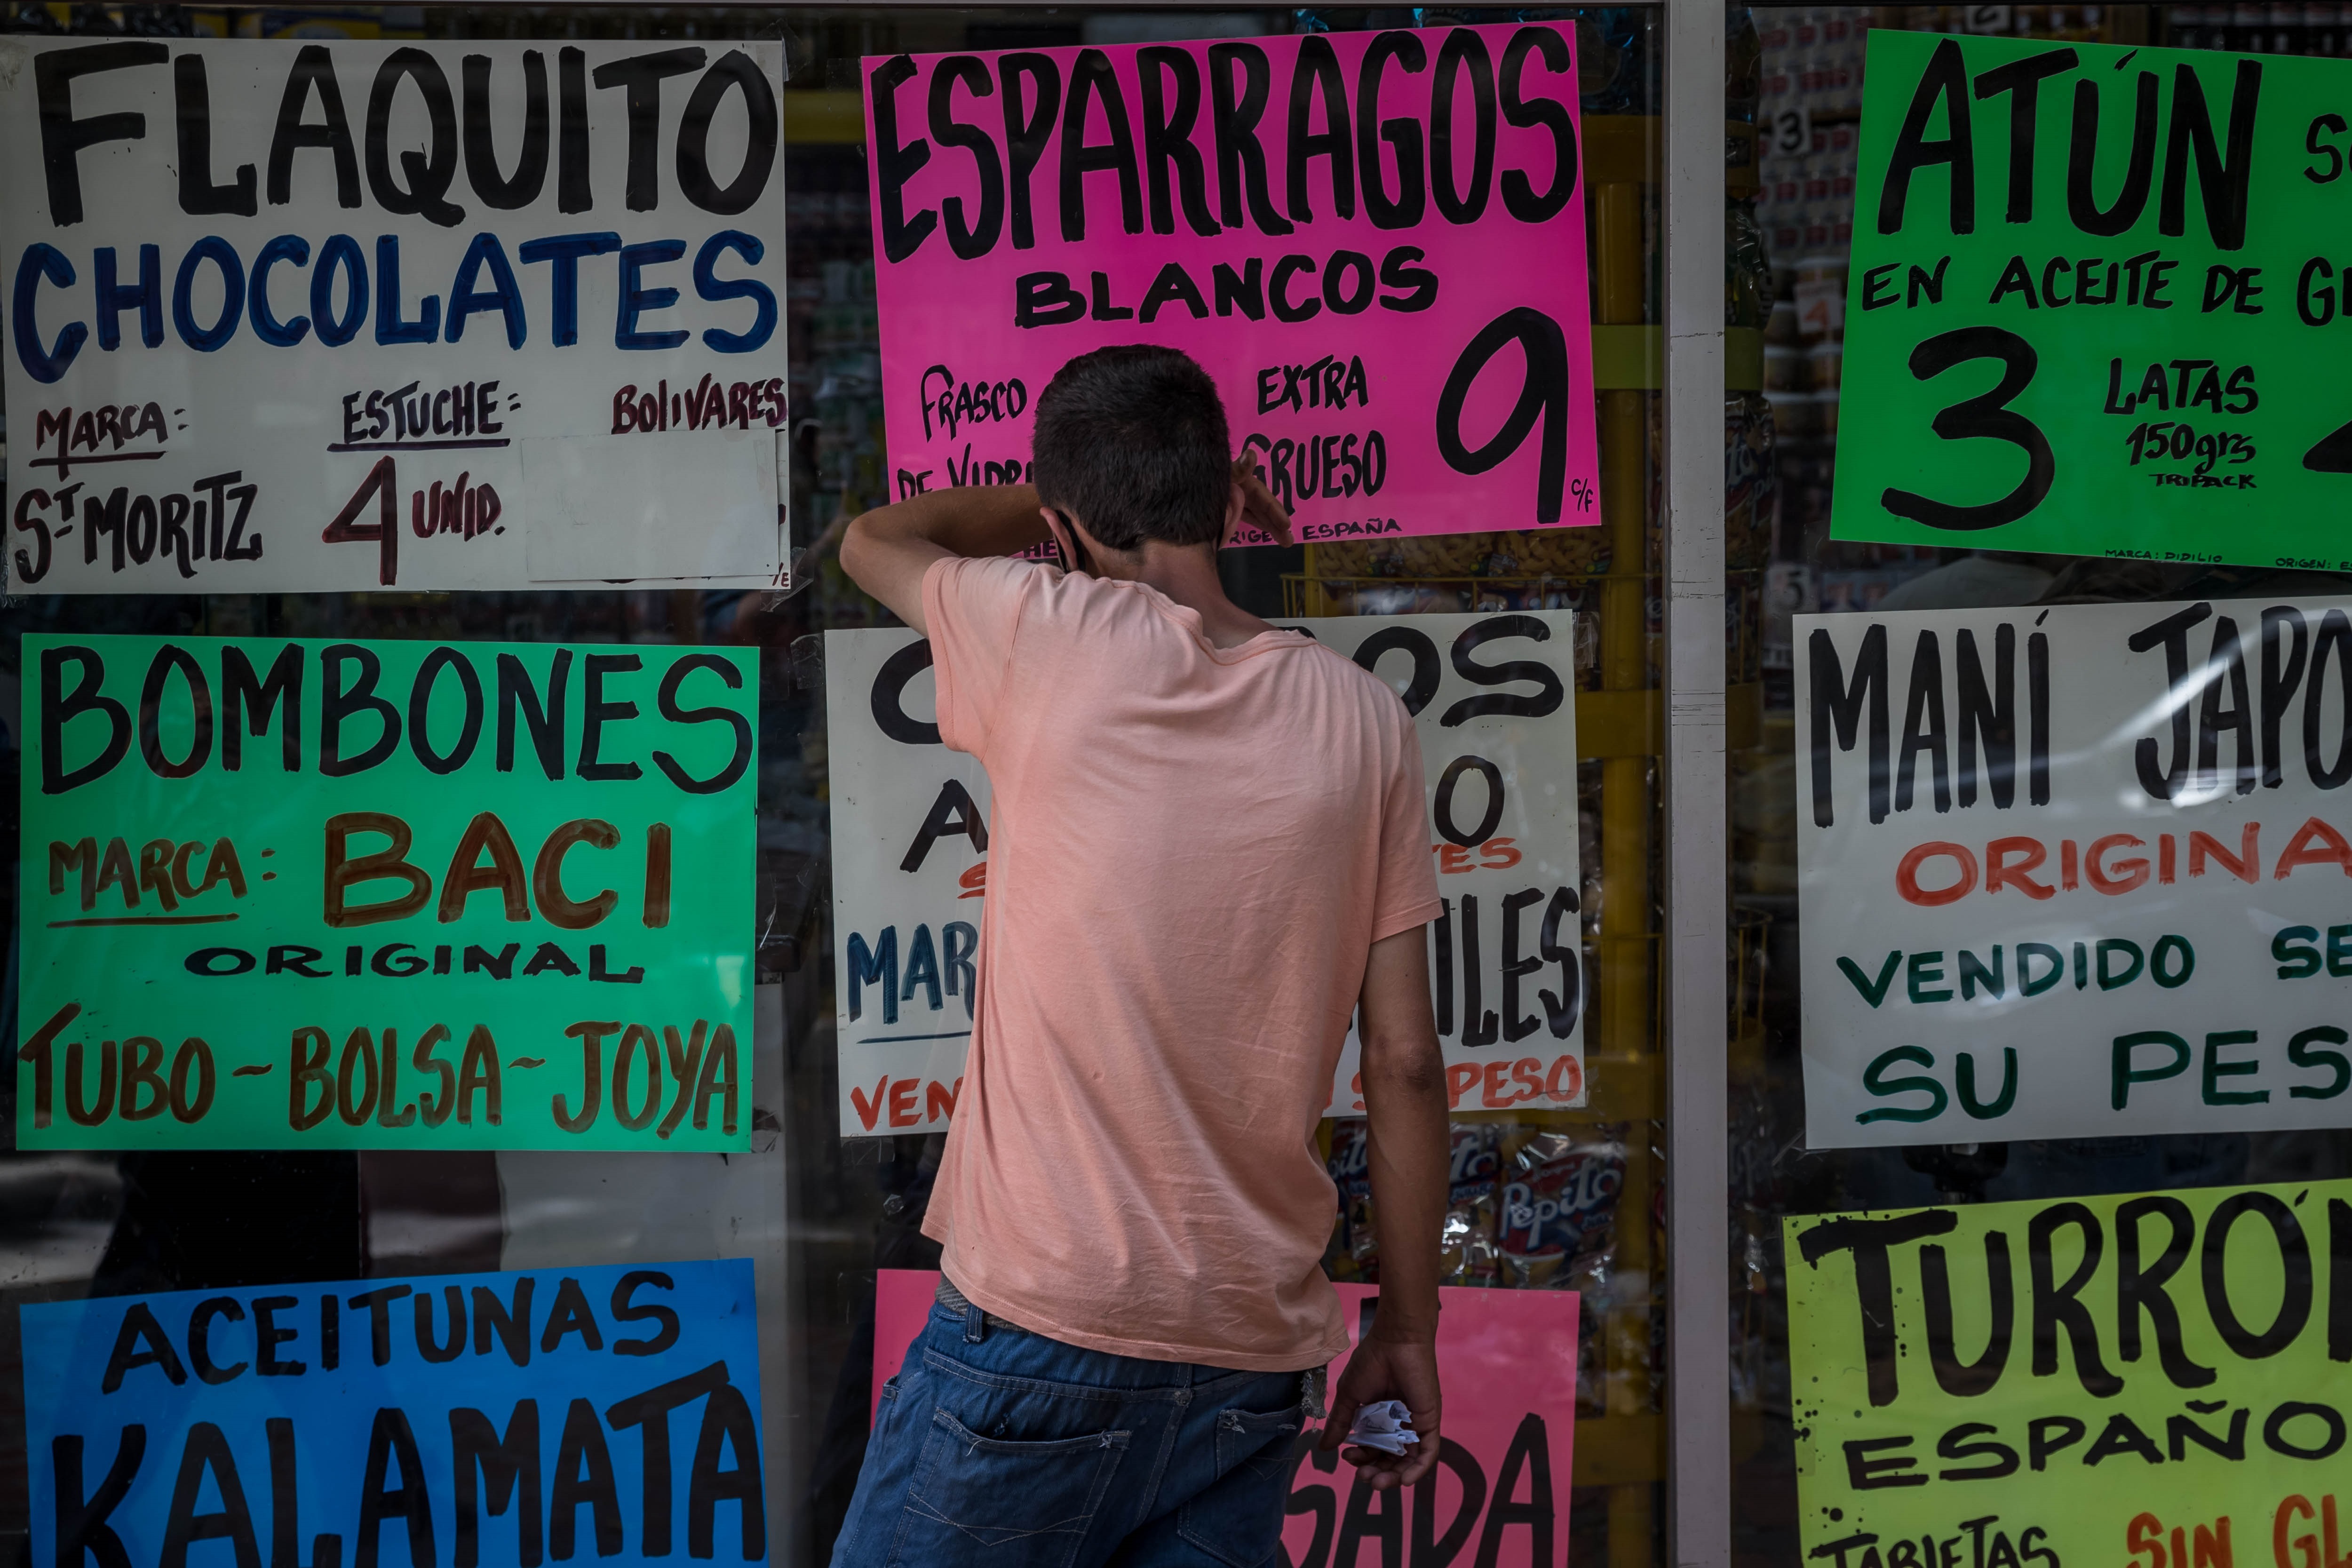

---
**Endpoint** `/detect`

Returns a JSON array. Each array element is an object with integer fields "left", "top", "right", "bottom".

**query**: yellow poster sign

[{"left": 1787, "top": 1181, "right": 2351, "bottom": 1568}]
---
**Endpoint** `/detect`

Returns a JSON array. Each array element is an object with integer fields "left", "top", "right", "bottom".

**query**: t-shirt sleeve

[
  {"left": 922, "top": 555, "right": 1039, "bottom": 757},
  {"left": 1371, "top": 711, "right": 1445, "bottom": 942}
]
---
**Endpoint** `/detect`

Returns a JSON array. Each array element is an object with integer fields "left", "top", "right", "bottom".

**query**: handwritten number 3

[
  {"left": 1438, "top": 307, "right": 1570, "bottom": 524},
  {"left": 1881, "top": 326, "right": 2056, "bottom": 532}
]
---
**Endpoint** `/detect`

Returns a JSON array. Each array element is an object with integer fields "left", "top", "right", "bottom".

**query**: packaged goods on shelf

[
  {"left": 1441, "top": 1124, "right": 1503, "bottom": 1286},
  {"left": 1497, "top": 1127, "right": 1626, "bottom": 1291}
]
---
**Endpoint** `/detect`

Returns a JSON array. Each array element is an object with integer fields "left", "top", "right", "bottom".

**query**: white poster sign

[
  {"left": 1800, "top": 597, "right": 2352, "bottom": 1146},
  {"left": 0, "top": 38, "right": 787, "bottom": 592},
  {"left": 826, "top": 609, "right": 1584, "bottom": 1136}
]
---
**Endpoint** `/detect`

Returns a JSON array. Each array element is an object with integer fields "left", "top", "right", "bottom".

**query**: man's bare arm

[
  {"left": 1320, "top": 924, "right": 1449, "bottom": 1490},
  {"left": 839, "top": 486, "right": 1053, "bottom": 633}
]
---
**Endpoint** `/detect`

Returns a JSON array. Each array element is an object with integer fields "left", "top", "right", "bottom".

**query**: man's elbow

[
  {"left": 839, "top": 511, "right": 883, "bottom": 592},
  {"left": 1360, "top": 1034, "right": 1446, "bottom": 1100}
]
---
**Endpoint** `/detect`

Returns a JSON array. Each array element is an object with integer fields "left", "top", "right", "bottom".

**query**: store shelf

[
  {"left": 785, "top": 90, "right": 865, "bottom": 144},
  {"left": 1727, "top": 119, "right": 1760, "bottom": 198},
  {"left": 784, "top": 100, "right": 1706, "bottom": 190},
  {"left": 1593, "top": 325, "right": 1660, "bottom": 390},
  {"left": 1726, "top": 326, "right": 1763, "bottom": 393},
  {"left": 1583, "top": 114, "right": 1657, "bottom": 185},
  {"left": 1584, "top": 1052, "right": 1657, "bottom": 1120},
  {"left": 1589, "top": 324, "right": 1762, "bottom": 392},
  {"left": 1573, "top": 1414, "right": 1662, "bottom": 1486},
  {"left": 1577, "top": 688, "right": 1661, "bottom": 757},
  {"left": 1579, "top": 683, "right": 1758, "bottom": 757},
  {"left": 1729, "top": 680, "right": 1761, "bottom": 750},
  {"left": 1589, "top": 114, "right": 1756, "bottom": 195}
]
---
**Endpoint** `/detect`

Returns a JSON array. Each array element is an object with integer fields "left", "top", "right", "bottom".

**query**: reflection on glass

[{"left": 1731, "top": 9, "right": 2352, "bottom": 1566}]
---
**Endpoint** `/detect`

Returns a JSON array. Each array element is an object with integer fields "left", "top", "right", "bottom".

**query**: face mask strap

[{"left": 1046, "top": 509, "right": 1088, "bottom": 575}]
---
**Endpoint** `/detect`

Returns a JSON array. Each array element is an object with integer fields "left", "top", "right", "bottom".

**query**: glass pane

[
  {"left": 0, "top": 7, "right": 1665, "bottom": 1565},
  {"left": 1730, "top": 8, "right": 2352, "bottom": 1567},
  {"left": 1284, "top": 12, "right": 1665, "bottom": 1568}
]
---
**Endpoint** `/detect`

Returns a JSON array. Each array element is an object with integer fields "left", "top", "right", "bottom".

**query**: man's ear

[{"left": 1221, "top": 482, "right": 1248, "bottom": 547}]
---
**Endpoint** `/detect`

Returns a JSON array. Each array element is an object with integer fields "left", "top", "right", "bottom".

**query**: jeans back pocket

[
  {"left": 889, "top": 1409, "right": 1132, "bottom": 1568},
  {"left": 1178, "top": 1403, "right": 1304, "bottom": 1568},
  {"left": 1213, "top": 1405, "right": 1302, "bottom": 1483}
]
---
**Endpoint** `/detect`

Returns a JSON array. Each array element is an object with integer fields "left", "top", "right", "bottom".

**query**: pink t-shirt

[{"left": 918, "top": 556, "right": 1443, "bottom": 1372}]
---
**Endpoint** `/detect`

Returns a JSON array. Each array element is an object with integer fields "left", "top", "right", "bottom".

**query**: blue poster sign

[{"left": 24, "top": 1258, "right": 764, "bottom": 1568}]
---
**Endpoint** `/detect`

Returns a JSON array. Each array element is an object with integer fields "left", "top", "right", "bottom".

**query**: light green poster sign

[
  {"left": 18, "top": 635, "right": 757, "bottom": 1150},
  {"left": 1836, "top": 32, "right": 2352, "bottom": 565},
  {"left": 1788, "top": 1180, "right": 2352, "bottom": 1568}
]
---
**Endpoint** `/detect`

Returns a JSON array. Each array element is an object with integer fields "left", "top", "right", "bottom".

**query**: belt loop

[{"left": 964, "top": 1301, "right": 987, "bottom": 1344}]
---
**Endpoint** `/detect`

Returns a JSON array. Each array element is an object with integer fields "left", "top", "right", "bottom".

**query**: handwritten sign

[
  {"left": 0, "top": 39, "right": 788, "bottom": 592},
  {"left": 825, "top": 609, "right": 1582, "bottom": 1136},
  {"left": 1788, "top": 1181, "right": 2352, "bottom": 1568},
  {"left": 1836, "top": 32, "right": 2352, "bottom": 566},
  {"left": 860, "top": 26, "right": 1598, "bottom": 544},
  {"left": 25, "top": 1259, "right": 766, "bottom": 1568},
  {"left": 871, "top": 1270, "right": 1578, "bottom": 1567},
  {"left": 18, "top": 633, "right": 757, "bottom": 1150},
  {"left": 1800, "top": 597, "right": 2352, "bottom": 1146}
]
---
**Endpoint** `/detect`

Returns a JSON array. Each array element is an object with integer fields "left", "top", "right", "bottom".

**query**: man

[{"left": 832, "top": 344, "right": 1449, "bottom": 1566}]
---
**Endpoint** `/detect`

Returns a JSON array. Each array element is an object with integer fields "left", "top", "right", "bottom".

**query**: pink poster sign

[
  {"left": 861, "top": 25, "right": 1599, "bottom": 545},
  {"left": 872, "top": 1270, "right": 1581, "bottom": 1566}
]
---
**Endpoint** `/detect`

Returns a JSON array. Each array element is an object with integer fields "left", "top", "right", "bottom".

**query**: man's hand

[
  {"left": 1320, "top": 1327, "right": 1442, "bottom": 1489},
  {"left": 1329, "top": 924, "right": 1450, "bottom": 1490},
  {"left": 1227, "top": 456, "right": 1295, "bottom": 548}
]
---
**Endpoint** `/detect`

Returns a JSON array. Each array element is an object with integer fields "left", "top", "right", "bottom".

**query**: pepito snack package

[
  {"left": 1440, "top": 1122, "right": 1503, "bottom": 1285},
  {"left": 1327, "top": 1119, "right": 1378, "bottom": 1281},
  {"left": 1497, "top": 1126, "right": 1626, "bottom": 1289}
]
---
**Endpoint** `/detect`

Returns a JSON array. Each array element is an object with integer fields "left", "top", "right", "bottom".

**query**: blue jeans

[{"left": 832, "top": 1299, "right": 1313, "bottom": 1568}]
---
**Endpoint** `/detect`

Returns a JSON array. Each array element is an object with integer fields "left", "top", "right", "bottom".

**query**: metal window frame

[{"left": 1662, "top": 3, "right": 1730, "bottom": 1568}]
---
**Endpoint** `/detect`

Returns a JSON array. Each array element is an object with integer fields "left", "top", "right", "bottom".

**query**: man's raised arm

[{"left": 840, "top": 485, "right": 1053, "bottom": 633}]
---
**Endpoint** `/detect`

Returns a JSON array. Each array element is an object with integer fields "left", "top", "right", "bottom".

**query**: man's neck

[{"left": 1092, "top": 541, "right": 1277, "bottom": 650}]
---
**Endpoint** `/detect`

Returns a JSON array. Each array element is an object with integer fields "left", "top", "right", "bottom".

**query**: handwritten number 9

[
  {"left": 1438, "top": 306, "right": 1570, "bottom": 524},
  {"left": 1880, "top": 326, "right": 2056, "bottom": 532}
]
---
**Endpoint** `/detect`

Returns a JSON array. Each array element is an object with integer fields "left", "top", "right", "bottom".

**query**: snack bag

[
  {"left": 1440, "top": 1122, "right": 1502, "bottom": 1285},
  {"left": 1327, "top": 1119, "right": 1378, "bottom": 1281},
  {"left": 1498, "top": 1128, "right": 1626, "bottom": 1288}
]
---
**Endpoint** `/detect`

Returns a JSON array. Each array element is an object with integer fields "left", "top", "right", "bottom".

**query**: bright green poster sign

[
  {"left": 18, "top": 635, "right": 757, "bottom": 1150},
  {"left": 1836, "top": 32, "right": 2352, "bottom": 565},
  {"left": 1788, "top": 1180, "right": 2352, "bottom": 1568}
]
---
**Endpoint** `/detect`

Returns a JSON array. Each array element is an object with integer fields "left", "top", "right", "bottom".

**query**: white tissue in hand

[{"left": 1346, "top": 1400, "right": 1420, "bottom": 1456}]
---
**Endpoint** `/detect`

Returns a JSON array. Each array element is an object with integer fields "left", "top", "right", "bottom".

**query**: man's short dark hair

[{"left": 1031, "top": 345, "right": 1231, "bottom": 551}]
